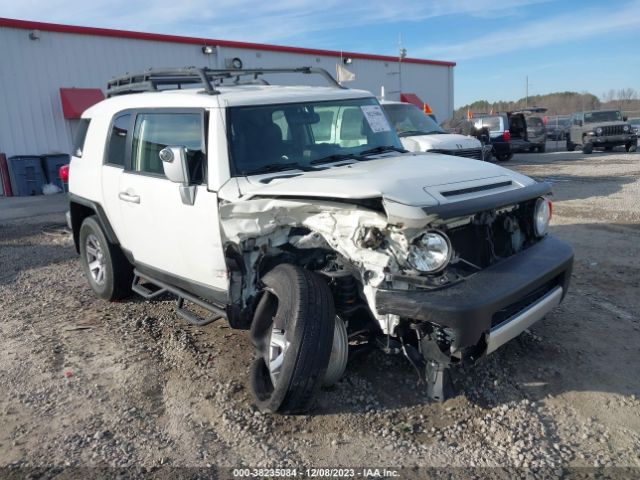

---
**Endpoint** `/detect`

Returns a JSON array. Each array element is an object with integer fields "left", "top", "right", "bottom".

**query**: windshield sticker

[{"left": 361, "top": 105, "right": 392, "bottom": 133}]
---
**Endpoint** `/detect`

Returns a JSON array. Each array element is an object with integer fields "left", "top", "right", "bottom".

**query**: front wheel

[
  {"left": 250, "top": 264, "right": 335, "bottom": 414},
  {"left": 626, "top": 142, "right": 637, "bottom": 153},
  {"left": 79, "top": 216, "right": 133, "bottom": 301},
  {"left": 582, "top": 142, "right": 593, "bottom": 154}
]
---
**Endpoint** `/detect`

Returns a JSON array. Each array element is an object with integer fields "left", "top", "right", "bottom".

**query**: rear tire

[
  {"left": 79, "top": 216, "right": 133, "bottom": 301},
  {"left": 496, "top": 152, "right": 513, "bottom": 162},
  {"left": 566, "top": 138, "right": 575, "bottom": 151},
  {"left": 250, "top": 264, "right": 335, "bottom": 414}
]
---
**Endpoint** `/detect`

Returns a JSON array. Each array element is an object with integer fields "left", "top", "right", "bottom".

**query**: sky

[{"left": 1, "top": 0, "right": 639, "bottom": 107}]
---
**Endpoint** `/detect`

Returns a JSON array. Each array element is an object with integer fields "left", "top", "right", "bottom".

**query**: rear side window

[
  {"left": 73, "top": 119, "right": 91, "bottom": 157},
  {"left": 482, "top": 117, "right": 502, "bottom": 131},
  {"left": 130, "top": 113, "right": 205, "bottom": 181},
  {"left": 106, "top": 113, "right": 131, "bottom": 167}
]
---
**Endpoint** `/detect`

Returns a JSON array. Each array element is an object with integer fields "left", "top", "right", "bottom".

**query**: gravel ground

[{"left": 1, "top": 148, "right": 639, "bottom": 478}]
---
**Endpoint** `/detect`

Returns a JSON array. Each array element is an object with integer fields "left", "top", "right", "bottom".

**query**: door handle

[{"left": 118, "top": 191, "right": 140, "bottom": 204}]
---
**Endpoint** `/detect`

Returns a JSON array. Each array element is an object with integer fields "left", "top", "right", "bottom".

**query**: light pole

[{"left": 399, "top": 47, "right": 407, "bottom": 96}]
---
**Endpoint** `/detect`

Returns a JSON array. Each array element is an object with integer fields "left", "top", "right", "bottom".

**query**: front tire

[
  {"left": 79, "top": 216, "right": 133, "bottom": 301},
  {"left": 250, "top": 264, "right": 335, "bottom": 414},
  {"left": 582, "top": 142, "right": 593, "bottom": 154},
  {"left": 626, "top": 142, "right": 637, "bottom": 153}
]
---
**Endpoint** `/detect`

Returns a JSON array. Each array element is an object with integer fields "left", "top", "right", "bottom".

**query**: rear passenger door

[{"left": 117, "top": 109, "right": 228, "bottom": 301}]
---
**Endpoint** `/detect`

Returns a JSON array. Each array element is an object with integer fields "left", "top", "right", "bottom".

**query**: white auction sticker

[{"left": 360, "top": 105, "right": 391, "bottom": 133}]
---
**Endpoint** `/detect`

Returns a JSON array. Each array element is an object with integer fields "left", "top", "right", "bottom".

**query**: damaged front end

[{"left": 219, "top": 180, "right": 573, "bottom": 401}]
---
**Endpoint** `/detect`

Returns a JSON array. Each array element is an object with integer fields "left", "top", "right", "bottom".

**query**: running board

[{"left": 132, "top": 269, "right": 226, "bottom": 326}]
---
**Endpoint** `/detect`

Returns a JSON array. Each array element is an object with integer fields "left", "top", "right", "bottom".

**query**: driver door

[{"left": 117, "top": 109, "right": 228, "bottom": 300}]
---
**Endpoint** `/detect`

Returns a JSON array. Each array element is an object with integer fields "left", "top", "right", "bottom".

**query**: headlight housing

[
  {"left": 534, "top": 197, "right": 552, "bottom": 237},
  {"left": 595, "top": 127, "right": 603, "bottom": 136},
  {"left": 407, "top": 231, "right": 451, "bottom": 273},
  {"left": 623, "top": 125, "right": 630, "bottom": 132}
]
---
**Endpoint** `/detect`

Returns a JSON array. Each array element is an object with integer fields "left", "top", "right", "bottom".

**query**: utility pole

[
  {"left": 525, "top": 76, "right": 529, "bottom": 108},
  {"left": 398, "top": 34, "right": 407, "bottom": 97}
]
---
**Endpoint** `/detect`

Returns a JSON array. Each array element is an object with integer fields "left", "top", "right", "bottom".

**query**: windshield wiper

[
  {"left": 248, "top": 162, "right": 314, "bottom": 174},
  {"left": 359, "top": 145, "right": 408, "bottom": 156},
  {"left": 310, "top": 153, "right": 363, "bottom": 165}
]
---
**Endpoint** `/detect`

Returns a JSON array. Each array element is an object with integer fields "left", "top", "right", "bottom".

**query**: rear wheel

[
  {"left": 250, "top": 264, "right": 335, "bottom": 414},
  {"left": 79, "top": 216, "right": 133, "bottom": 301},
  {"left": 496, "top": 152, "right": 513, "bottom": 162},
  {"left": 566, "top": 137, "right": 575, "bottom": 151}
]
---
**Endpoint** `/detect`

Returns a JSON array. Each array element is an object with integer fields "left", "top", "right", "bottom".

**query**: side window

[
  {"left": 338, "top": 107, "right": 367, "bottom": 147},
  {"left": 73, "top": 119, "right": 91, "bottom": 157},
  {"left": 272, "top": 111, "right": 289, "bottom": 140},
  {"left": 105, "top": 114, "right": 130, "bottom": 166},
  {"left": 130, "top": 113, "right": 205, "bottom": 182},
  {"left": 310, "top": 107, "right": 336, "bottom": 143}
]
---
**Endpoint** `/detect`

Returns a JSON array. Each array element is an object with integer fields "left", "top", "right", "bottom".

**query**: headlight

[
  {"left": 595, "top": 127, "right": 603, "bottom": 136},
  {"left": 534, "top": 197, "right": 552, "bottom": 237},
  {"left": 623, "top": 125, "right": 630, "bottom": 132},
  {"left": 407, "top": 231, "right": 451, "bottom": 273}
]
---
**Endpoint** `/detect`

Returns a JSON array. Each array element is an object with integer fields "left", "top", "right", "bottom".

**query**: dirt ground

[{"left": 1, "top": 146, "right": 639, "bottom": 479}]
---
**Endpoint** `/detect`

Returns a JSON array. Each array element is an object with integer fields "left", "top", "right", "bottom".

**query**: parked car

[
  {"left": 524, "top": 115, "right": 547, "bottom": 152},
  {"left": 457, "top": 114, "right": 518, "bottom": 161},
  {"left": 629, "top": 118, "right": 640, "bottom": 135},
  {"left": 546, "top": 116, "right": 570, "bottom": 140},
  {"left": 381, "top": 101, "right": 485, "bottom": 160},
  {"left": 67, "top": 67, "right": 573, "bottom": 413},
  {"left": 566, "top": 110, "right": 637, "bottom": 153}
]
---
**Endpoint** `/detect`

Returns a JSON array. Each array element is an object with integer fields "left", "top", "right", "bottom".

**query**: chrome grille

[{"left": 429, "top": 148, "right": 483, "bottom": 160}]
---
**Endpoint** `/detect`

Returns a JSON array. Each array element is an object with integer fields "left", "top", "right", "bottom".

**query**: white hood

[
  {"left": 236, "top": 153, "right": 533, "bottom": 207},
  {"left": 400, "top": 133, "right": 481, "bottom": 153}
]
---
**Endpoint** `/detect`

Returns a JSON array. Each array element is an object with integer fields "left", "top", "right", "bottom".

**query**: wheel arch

[{"left": 69, "top": 194, "right": 120, "bottom": 253}]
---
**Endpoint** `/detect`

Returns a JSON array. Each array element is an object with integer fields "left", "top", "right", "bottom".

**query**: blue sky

[{"left": 2, "top": 0, "right": 639, "bottom": 106}]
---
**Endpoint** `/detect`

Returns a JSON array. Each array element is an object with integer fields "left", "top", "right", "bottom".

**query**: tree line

[{"left": 453, "top": 89, "right": 640, "bottom": 119}]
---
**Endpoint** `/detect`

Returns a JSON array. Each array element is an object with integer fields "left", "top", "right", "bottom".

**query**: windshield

[
  {"left": 228, "top": 98, "right": 403, "bottom": 176},
  {"left": 383, "top": 103, "right": 445, "bottom": 136},
  {"left": 584, "top": 111, "right": 623, "bottom": 123}
]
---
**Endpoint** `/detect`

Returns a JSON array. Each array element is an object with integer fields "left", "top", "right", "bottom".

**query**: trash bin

[
  {"left": 41, "top": 154, "right": 70, "bottom": 190},
  {"left": 7, "top": 155, "right": 46, "bottom": 196}
]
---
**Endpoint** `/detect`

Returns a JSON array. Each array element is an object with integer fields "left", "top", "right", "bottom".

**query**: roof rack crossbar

[{"left": 106, "top": 67, "right": 344, "bottom": 97}]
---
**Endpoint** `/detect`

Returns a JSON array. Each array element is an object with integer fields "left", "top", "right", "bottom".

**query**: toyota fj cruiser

[
  {"left": 68, "top": 67, "right": 574, "bottom": 414},
  {"left": 566, "top": 110, "right": 637, "bottom": 153}
]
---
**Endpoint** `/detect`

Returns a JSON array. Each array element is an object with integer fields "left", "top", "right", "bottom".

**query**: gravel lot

[{"left": 1, "top": 146, "right": 639, "bottom": 478}]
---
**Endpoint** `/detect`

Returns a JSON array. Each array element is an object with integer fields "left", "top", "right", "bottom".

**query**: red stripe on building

[{"left": 0, "top": 17, "right": 456, "bottom": 67}]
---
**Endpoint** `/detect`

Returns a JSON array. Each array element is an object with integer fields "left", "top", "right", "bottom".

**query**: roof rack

[{"left": 106, "top": 66, "right": 345, "bottom": 97}]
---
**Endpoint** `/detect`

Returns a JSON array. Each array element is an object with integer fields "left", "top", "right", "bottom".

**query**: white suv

[
  {"left": 381, "top": 101, "right": 486, "bottom": 160},
  {"left": 68, "top": 67, "right": 573, "bottom": 414}
]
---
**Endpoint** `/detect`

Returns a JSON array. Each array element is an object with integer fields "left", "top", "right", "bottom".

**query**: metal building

[{"left": 0, "top": 17, "right": 455, "bottom": 167}]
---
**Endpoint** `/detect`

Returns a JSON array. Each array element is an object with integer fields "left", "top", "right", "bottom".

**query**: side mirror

[
  {"left": 623, "top": 116, "right": 628, "bottom": 122},
  {"left": 159, "top": 146, "right": 196, "bottom": 206},
  {"left": 159, "top": 146, "right": 189, "bottom": 184}
]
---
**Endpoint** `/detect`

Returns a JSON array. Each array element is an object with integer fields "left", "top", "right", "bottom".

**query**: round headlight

[
  {"left": 595, "top": 127, "right": 603, "bottom": 136},
  {"left": 623, "top": 125, "right": 630, "bottom": 132},
  {"left": 534, "top": 197, "right": 551, "bottom": 237},
  {"left": 407, "top": 231, "right": 451, "bottom": 273}
]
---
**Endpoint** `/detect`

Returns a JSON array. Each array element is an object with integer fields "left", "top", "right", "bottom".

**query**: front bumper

[
  {"left": 376, "top": 235, "right": 573, "bottom": 354},
  {"left": 587, "top": 134, "right": 636, "bottom": 145}
]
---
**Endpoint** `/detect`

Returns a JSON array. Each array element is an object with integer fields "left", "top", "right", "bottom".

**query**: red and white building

[{"left": 0, "top": 17, "right": 455, "bottom": 164}]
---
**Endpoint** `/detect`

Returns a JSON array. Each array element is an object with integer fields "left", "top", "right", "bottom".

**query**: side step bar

[{"left": 132, "top": 270, "right": 226, "bottom": 326}]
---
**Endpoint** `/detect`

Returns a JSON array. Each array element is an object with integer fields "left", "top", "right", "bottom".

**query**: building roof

[{"left": 0, "top": 17, "right": 456, "bottom": 68}]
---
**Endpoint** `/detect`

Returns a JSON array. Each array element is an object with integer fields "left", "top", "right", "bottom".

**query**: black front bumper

[
  {"left": 376, "top": 235, "right": 574, "bottom": 350},
  {"left": 587, "top": 134, "right": 636, "bottom": 146}
]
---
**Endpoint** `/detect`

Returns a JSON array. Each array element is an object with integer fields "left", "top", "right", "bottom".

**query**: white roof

[{"left": 84, "top": 84, "right": 374, "bottom": 117}]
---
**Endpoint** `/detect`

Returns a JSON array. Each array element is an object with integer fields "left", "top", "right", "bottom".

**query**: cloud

[
  {"left": 418, "top": 1, "right": 640, "bottom": 61},
  {"left": 0, "top": 0, "right": 550, "bottom": 45}
]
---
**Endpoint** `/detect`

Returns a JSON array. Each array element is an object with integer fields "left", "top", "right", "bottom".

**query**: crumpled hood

[
  {"left": 238, "top": 153, "right": 533, "bottom": 207},
  {"left": 400, "top": 133, "right": 481, "bottom": 153}
]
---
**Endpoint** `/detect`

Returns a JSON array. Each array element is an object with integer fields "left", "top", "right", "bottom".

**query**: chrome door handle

[{"left": 118, "top": 192, "right": 140, "bottom": 204}]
